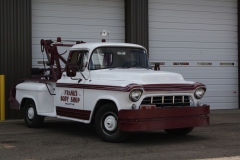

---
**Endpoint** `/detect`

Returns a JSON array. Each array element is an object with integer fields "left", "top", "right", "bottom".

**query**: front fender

[{"left": 94, "top": 95, "right": 120, "bottom": 110}]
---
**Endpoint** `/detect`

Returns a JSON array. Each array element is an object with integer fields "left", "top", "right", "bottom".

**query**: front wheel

[
  {"left": 164, "top": 127, "right": 194, "bottom": 135},
  {"left": 94, "top": 103, "right": 128, "bottom": 142},
  {"left": 23, "top": 99, "right": 44, "bottom": 128}
]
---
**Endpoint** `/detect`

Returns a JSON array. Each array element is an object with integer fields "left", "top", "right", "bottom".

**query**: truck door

[{"left": 55, "top": 50, "right": 90, "bottom": 121}]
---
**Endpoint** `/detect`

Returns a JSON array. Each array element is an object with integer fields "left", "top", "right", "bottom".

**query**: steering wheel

[{"left": 122, "top": 61, "right": 139, "bottom": 68}]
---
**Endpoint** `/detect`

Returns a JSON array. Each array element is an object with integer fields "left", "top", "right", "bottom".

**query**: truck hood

[{"left": 91, "top": 69, "right": 191, "bottom": 84}]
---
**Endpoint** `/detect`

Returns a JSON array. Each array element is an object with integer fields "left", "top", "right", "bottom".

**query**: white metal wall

[
  {"left": 32, "top": 0, "right": 125, "bottom": 67},
  {"left": 149, "top": 0, "right": 238, "bottom": 109}
]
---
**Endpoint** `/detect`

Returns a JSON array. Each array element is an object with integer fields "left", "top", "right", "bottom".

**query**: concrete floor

[{"left": 0, "top": 109, "right": 240, "bottom": 160}]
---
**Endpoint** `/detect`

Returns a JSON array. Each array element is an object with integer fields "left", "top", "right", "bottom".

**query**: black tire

[
  {"left": 94, "top": 103, "right": 128, "bottom": 142},
  {"left": 164, "top": 127, "right": 194, "bottom": 135},
  {"left": 23, "top": 99, "right": 44, "bottom": 128}
]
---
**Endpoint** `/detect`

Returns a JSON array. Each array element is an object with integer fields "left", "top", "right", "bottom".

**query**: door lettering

[{"left": 60, "top": 90, "right": 80, "bottom": 104}]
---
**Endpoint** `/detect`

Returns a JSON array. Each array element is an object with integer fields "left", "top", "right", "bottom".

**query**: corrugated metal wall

[{"left": 0, "top": 0, "right": 32, "bottom": 119}]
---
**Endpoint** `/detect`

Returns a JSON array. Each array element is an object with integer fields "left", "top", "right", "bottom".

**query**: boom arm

[{"left": 40, "top": 37, "right": 85, "bottom": 81}]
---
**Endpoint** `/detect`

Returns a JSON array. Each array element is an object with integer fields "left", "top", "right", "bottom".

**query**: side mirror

[
  {"left": 66, "top": 65, "right": 76, "bottom": 77},
  {"left": 154, "top": 63, "right": 160, "bottom": 71}
]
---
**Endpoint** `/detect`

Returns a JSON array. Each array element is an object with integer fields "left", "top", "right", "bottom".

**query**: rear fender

[{"left": 15, "top": 82, "right": 54, "bottom": 114}]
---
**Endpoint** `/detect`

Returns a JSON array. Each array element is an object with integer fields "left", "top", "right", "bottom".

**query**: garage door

[
  {"left": 149, "top": 0, "right": 238, "bottom": 109},
  {"left": 32, "top": 0, "right": 125, "bottom": 67}
]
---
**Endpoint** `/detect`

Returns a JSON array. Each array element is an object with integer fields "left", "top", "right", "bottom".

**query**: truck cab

[{"left": 9, "top": 37, "right": 209, "bottom": 142}]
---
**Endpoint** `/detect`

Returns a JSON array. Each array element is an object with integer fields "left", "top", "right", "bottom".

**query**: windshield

[{"left": 89, "top": 47, "right": 149, "bottom": 70}]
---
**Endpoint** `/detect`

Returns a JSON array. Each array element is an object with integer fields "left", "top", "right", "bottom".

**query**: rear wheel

[
  {"left": 24, "top": 99, "right": 44, "bottom": 128},
  {"left": 164, "top": 127, "right": 194, "bottom": 135},
  {"left": 94, "top": 103, "right": 128, "bottom": 142}
]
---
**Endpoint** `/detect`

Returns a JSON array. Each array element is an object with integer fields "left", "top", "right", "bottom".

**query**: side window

[
  {"left": 69, "top": 51, "right": 89, "bottom": 71},
  {"left": 77, "top": 51, "right": 89, "bottom": 71},
  {"left": 69, "top": 52, "right": 78, "bottom": 64}
]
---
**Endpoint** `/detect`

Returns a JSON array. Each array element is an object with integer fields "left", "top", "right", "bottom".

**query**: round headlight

[
  {"left": 194, "top": 88, "right": 206, "bottom": 99},
  {"left": 129, "top": 89, "right": 143, "bottom": 102}
]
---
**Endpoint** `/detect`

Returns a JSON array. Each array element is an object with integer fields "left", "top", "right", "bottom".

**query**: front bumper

[{"left": 118, "top": 105, "right": 209, "bottom": 132}]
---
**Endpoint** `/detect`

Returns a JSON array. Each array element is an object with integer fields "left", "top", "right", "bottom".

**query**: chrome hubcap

[
  {"left": 27, "top": 107, "right": 34, "bottom": 120},
  {"left": 104, "top": 115, "right": 117, "bottom": 132}
]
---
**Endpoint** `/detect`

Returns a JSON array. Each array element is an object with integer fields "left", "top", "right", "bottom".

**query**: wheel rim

[
  {"left": 104, "top": 115, "right": 117, "bottom": 132},
  {"left": 27, "top": 106, "right": 34, "bottom": 120}
]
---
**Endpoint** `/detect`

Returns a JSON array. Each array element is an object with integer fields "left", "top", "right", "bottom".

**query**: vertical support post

[
  {"left": 0, "top": 0, "right": 32, "bottom": 119},
  {"left": 238, "top": 0, "right": 240, "bottom": 109},
  {"left": 125, "top": 0, "right": 149, "bottom": 53},
  {"left": 0, "top": 75, "right": 5, "bottom": 120}
]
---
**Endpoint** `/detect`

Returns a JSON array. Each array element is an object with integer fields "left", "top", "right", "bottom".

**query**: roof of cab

[{"left": 70, "top": 42, "right": 146, "bottom": 51}]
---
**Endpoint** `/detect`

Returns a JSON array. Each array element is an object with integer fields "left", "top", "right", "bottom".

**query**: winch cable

[{"left": 40, "top": 40, "right": 46, "bottom": 69}]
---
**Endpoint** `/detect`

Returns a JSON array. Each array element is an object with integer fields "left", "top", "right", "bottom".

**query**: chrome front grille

[{"left": 141, "top": 96, "right": 191, "bottom": 108}]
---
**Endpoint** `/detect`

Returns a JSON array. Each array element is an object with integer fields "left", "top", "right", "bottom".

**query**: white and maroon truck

[{"left": 9, "top": 37, "right": 209, "bottom": 142}]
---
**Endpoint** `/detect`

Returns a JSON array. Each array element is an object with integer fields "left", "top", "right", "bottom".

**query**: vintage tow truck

[{"left": 9, "top": 36, "right": 209, "bottom": 142}]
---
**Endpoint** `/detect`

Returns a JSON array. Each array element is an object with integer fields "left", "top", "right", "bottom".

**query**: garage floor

[{"left": 0, "top": 109, "right": 240, "bottom": 160}]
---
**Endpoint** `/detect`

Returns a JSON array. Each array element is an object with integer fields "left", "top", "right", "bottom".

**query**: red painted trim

[
  {"left": 143, "top": 82, "right": 205, "bottom": 92},
  {"left": 56, "top": 106, "right": 91, "bottom": 120},
  {"left": 9, "top": 97, "right": 20, "bottom": 110},
  {"left": 8, "top": 81, "right": 23, "bottom": 110},
  {"left": 56, "top": 82, "right": 205, "bottom": 92},
  {"left": 8, "top": 80, "right": 23, "bottom": 110},
  {"left": 56, "top": 83, "right": 141, "bottom": 92},
  {"left": 118, "top": 105, "right": 209, "bottom": 132}
]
